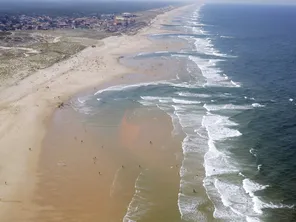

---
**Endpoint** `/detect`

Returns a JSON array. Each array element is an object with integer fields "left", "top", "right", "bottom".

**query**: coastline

[
  {"left": 17, "top": 3, "right": 296, "bottom": 222},
  {"left": 0, "top": 4, "right": 194, "bottom": 221}
]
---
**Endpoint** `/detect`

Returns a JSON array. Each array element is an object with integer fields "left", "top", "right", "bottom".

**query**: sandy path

[{"left": 0, "top": 5, "right": 192, "bottom": 221}]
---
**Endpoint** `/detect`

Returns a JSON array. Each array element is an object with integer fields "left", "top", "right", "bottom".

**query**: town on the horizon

[{"left": 0, "top": 12, "right": 142, "bottom": 32}]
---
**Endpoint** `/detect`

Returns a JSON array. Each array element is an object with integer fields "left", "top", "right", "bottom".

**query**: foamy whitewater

[{"left": 71, "top": 3, "right": 296, "bottom": 222}]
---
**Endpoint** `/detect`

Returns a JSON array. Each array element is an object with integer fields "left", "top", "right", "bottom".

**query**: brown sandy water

[{"left": 33, "top": 100, "right": 184, "bottom": 222}]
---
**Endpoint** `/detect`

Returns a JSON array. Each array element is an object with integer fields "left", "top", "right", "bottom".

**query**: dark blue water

[
  {"left": 0, "top": 1, "right": 181, "bottom": 16},
  {"left": 201, "top": 4, "right": 296, "bottom": 221}
]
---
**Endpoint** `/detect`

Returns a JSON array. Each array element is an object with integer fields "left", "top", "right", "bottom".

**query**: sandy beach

[
  {"left": 36, "top": 103, "right": 184, "bottom": 222},
  {"left": 0, "top": 5, "right": 194, "bottom": 222},
  {"left": 2, "top": 2, "right": 293, "bottom": 222}
]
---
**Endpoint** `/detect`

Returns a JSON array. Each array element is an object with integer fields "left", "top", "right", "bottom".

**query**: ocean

[
  {"left": 70, "top": 3, "right": 296, "bottom": 222},
  {"left": 0, "top": 1, "right": 181, "bottom": 16}
]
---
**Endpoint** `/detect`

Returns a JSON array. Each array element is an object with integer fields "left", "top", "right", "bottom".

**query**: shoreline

[{"left": 0, "top": 4, "right": 194, "bottom": 221}]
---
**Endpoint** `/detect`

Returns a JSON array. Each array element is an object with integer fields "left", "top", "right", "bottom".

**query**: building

[
  {"left": 114, "top": 16, "right": 125, "bottom": 25},
  {"left": 100, "top": 14, "right": 115, "bottom": 20},
  {"left": 122, "top": 12, "right": 136, "bottom": 18}
]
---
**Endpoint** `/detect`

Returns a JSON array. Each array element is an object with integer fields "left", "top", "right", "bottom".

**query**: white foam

[
  {"left": 139, "top": 95, "right": 183, "bottom": 135},
  {"left": 167, "top": 111, "right": 182, "bottom": 136},
  {"left": 110, "top": 167, "right": 122, "bottom": 197},
  {"left": 257, "top": 164, "right": 262, "bottom": 171},
  {"left": 246, "top": 216, "right": 261, "bottom": 222},
  {"left": 189, "top": 56, "right": 234, "bottom": 87},
  {"left": 206, "top": 171, "right": 294, "bottom": 220},
  {"left": 204, "top": 139, "right": 239, "bottom": 176},
  {"left": 243, "top": 179, "right": 269, "bottom": 196},
  {"left": 212, "top": 178, "right": 254, "bottom": 220},
  {"left": 230, "top": 80, "right": 241, "bottom": 87},
  {"left": 249, "top": 148, "right": 257, "bottom": 157},
  {"left": 201, "top": 109, "right": 267, "bottom": 220},
  {"left": 123, "top": 172, "right": 151, "bottom": 222},
  {"left": 243, "top": 179, "right": 294, "bottom": 214},
  {"left": 200, "top": 29, "right": 207, "bottom": 35},
  {"left": 95, "top": 80, "right": 207, "bottom": 98},
  {"left": 222, "top": 74, "right": 229, "bottom": 80},
  {"left": 138, "top": 100, "right": 155, "bottom": 107},
  {"left": 181, "top": 134, "right": 206, "bottom": 157},
  {"left": 202, "top": 112, "right": 241, "bottom": 141},
  {"left": 136, "top": 51, "right": 169, "bottom": 56},
  {"left": 178, "top": 193, "right": 206, "bottom": 221},
  {"left": 173, "top": 106, "right": 203, "bottom": 129},
  {"left": 252, "top": 103, "right": 265, "bottom": 108},
  {"left": 202, "top": 111, "right": 242, "bottom": 178},
  {"left": 192, "top": 35, "right": 232, "bottom": 58},
  {"left": 177, "top": 121, "right": 210, "bottom": 220},
  {"left": 169, "top": 82, "right": 200, "bottom": 89},
  {"left": 220, "top": 35, "right": 234, "bottom": 39},
  {"left": 94, "top": 81, "right": 168, "bottom": 95},
  {"left": 191, "top": 27, "right": 203, "bottom": 35},
  {"left": 176, "top": 92, "right": 211, "bottom": 98},
  {"left": 172, "top": 98, "right": 201, "bottom": 105},
  {"left": 204, "top": 104, "right": 251, "bottom": 111},
  {"left": 239, "top": 172, "right": 246, "bottom": 177},
  {"left": 155, "top": 50, "right": 169, "bottom": 54},
  {"left": 254, "top": 198, "right": 295, "bottom": 215},
  {"left": 77, "top": 97, "right": 86, "bottom": 104},
  {"left": 210, "top": 178, "right": 290, "bottom": 220},
  {"left": 289, "top": 98, "right": 294, "bottom": 102},
  {"left": 193, "top": 38, "right": 218, "bottom": 56},
  {"left": 136, "top": 52, "right": 148, "bottom": 56},
  {"left": 140, "top": 96, "right": 166, "bottom": 101},
  {"left": 71, "top": 96, "right": 93, "bottom": 115}
]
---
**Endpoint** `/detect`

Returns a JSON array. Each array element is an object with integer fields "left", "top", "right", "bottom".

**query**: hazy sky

[
  {"left": 206, "top": 0, "right": 296, "bottom": 4},
  {"left": 0, "top": 0, "right": 296, "bottom": 5}
]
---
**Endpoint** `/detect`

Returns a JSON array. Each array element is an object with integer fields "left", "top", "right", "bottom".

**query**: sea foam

[{"left": 123, "top": 172, "right": 152, "bottom": 222}]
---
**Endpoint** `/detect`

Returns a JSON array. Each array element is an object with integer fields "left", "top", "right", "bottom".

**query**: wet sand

[{"left": 35, "top": 103, "right": 184, "bottom": 222}]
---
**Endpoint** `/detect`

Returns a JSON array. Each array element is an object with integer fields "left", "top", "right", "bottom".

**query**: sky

[
  {"left": 206, "top": 0, "right": 296, "bottom": 4},
  {"left": 0, "top": 0, "right": 296, "bottom": 4}
]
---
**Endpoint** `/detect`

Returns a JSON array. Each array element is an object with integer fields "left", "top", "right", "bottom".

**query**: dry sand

[{"left": 0, "top": 5, "right": 193, "bottom": 222}]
